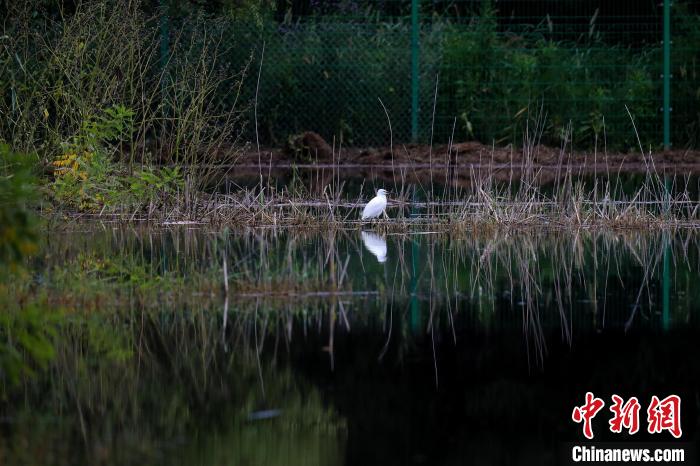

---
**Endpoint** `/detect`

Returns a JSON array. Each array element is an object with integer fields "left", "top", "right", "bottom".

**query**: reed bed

[
  {"left": 50, "top": 105, "right": 698, "bottom": 230},
  {"left": 54, "top": 153, "right": 700, "bottom": 231}
]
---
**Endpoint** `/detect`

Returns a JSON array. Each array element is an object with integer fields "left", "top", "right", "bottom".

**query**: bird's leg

[{"left": 383, "top": 210, "right": 389, "bottom": 220}]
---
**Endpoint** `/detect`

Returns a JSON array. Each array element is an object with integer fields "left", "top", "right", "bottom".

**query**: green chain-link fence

[{"left": 231, "top": 0, "right": 700, "bottom": 151}]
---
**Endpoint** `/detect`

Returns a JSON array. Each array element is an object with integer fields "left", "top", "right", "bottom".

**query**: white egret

[
  {"left": 361, "top": 189, "right": 389, "bottom": 220},
  {"left": 361, "top": 231, "right": 387, "bottom": 263}
]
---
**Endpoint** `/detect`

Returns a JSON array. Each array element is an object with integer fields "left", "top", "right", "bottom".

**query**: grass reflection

[{"left": 1, "top": 226, "right": 699, "bottom": 464}]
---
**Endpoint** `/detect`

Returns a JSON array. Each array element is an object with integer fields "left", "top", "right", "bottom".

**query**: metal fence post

[
  {"left": 411, "top": 0, "right": 419, "bottom": 142},
  {"left": 160, "top": 0, "right": 170, "bottom": 116},
  {"left": 662, "top": 0, "right": 671, "bottom": 330},
  {"left": 663, "top": 0, "right": 671, "bottom": 150}
]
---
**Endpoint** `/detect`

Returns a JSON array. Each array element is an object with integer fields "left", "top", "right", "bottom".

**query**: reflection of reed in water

[
  {"left": 4, "top": 226, "right": 700, "bottom": 464},
  {"left": 0, "top": 302, "right": 348, "bottom": 466},
  {"left": 224, "top": 229, "right": 694, "bottom": 370},
  {"left": 24, "top": 227, "right": 699, "bottom": 345},
  {"left": 9, "top": 227, "right": 699, "bottom": 386}
]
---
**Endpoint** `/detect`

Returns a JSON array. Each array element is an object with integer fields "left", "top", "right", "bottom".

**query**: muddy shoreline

[
  {"left": 235, "top": 132, "right": 700, "bottom": 173},
  {"left": 226, "top": 133, "right": 700, "bottom": 188}
]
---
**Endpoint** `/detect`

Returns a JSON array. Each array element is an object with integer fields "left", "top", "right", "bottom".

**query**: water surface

[{"left": 2, "top": 227, "right": 699, "bottom": 465}]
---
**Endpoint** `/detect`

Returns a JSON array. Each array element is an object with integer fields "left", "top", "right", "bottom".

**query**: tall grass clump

[
  {"left": 0, "top": 0, "right": 250, "bottom": 214},
  {"left": 1, "top": 1, "right": 158, "bottom": 156}
]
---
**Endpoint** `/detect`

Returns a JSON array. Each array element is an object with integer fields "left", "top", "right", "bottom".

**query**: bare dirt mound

[{"left": 236, "top": 132, "right": 700, "bottom": 172}]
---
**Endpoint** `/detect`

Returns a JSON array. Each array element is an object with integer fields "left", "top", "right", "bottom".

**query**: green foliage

[
  {"left": 0, "top": 306, "right": 57, "bottom": 388},
  {"left": 440, "top": 11, "right": 659, "bottom": 149},
  {"left": 0, "top": 146, "right": 45, "bottom": 390},
  {"left": 128, "top": 166, "right": 184, "bottom": 202},
  {"left": 233, "top": 16, "right": 444, "bottom": 146},
  {"left": 49, "top": 105, "right": 183, "bottom": 211},
  {"left": 0, "top": 144, "right": 37, "bottom": 267},
  {"left": 225, "top": 6, "right": 682, "bottom": 149},
  {"left": 49, "top": 104, "right": 135, "bottom": 208},
  {"left": 50, "top": 149, "right": 123, "bottom": 211},
  {"left": 3, "top": 0, "right": 699, "bottom": 161},
  {"left": 78, "top": 104, "right": 135, "bottom": 149},
  {"left": 1, "top": 0, "right": 246, "bottom": 192},
  {"left": 672, "top": 4, "right": 700, "bottom": 147},
  {"left": 222, "top": 0, "right": 276, "bottom": 27},
  {"left": 0, "top": 0, "right": 158, "bottom": 155},
  {"left": 81, "top": 315, "right": 133, "bottom": 364},
  {"left": 67, "top": 251, "right": 182, "bottom": 291}
]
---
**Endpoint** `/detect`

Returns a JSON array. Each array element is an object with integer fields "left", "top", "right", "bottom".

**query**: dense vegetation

[
  {"left": 0, "top": 0, "right": 697, "bottom": 220},
  {"left": 219, "top": 0, "right": 700, "bottom": 148},
  {"left": 2, "top": 0, "right": 699, "bottom": 155}
]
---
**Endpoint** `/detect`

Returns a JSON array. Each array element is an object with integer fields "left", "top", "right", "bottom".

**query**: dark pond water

[{"left": 2, "top": 227, "right": 700, "bottom": 465}]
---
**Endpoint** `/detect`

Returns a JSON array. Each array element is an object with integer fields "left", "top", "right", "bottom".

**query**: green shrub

[
  {"left": 128, "top": 166, "right": 184, "bottom": 203},
  {"left": 49, "top": 105, "right": 133, "bottom": 211},
  {"left": 0, "top": 144, "right": 37, "bottom": 267},
  {"left": 49, "top": 104, "right": 183, "bottom": 212},
  {"left": 439, "top": 5, "right": 659, "bottom": 150}
]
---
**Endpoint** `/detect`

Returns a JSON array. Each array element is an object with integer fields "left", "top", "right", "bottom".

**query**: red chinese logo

[
  {"left": 647, "top": 395, "right": 682, "bottom": 438},
  {"left": 572, "top": 393, "right": 681, "bottom": 439},
  {"left": 609, "top": 395, "right": 641, "bottom": 435},
  {"left": 572, "top": 392, "right": 606, "bottom": 439}
]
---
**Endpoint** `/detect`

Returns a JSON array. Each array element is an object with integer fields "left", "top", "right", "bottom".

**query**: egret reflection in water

[{"left": 361, "top": 231, "right": 387, "bottom": 263}]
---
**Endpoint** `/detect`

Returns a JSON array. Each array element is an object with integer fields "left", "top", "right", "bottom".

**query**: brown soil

[{"left": 238, "top": 131, "right": 700, "bottom": 173}]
